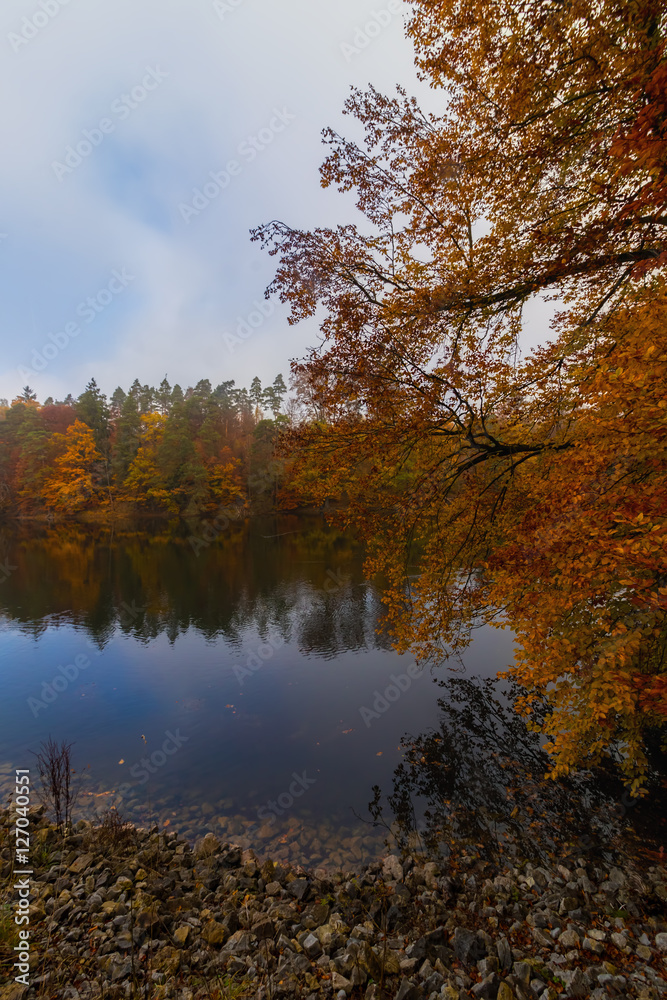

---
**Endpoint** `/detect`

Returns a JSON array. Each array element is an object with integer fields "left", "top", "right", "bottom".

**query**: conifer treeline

[{"left": 0, "top": 375, "right": 290, "bottom": 517}]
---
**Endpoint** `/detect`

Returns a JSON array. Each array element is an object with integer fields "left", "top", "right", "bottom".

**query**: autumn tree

[
  {"left": 122, "top": 413, "right": 176, "bottom": 513},
  {"left": 253, "top": 0, "right": 667, "bottom": 788},
  {"left": 43, "top": 420, "right": 105, "bottom": 513}
]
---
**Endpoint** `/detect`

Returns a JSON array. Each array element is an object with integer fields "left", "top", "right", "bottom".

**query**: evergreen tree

[
  {"left": 112, "top": 390, "right": 141, "bottom": 482},
  {"left": 110, "top": 387, "right": 127, "bottom": 418},
  {"left": 156, "top": 377, "right": 172, "bottom": 415},
  {"left": 76, "top": 379, "right": 110, "bottom": 454}
]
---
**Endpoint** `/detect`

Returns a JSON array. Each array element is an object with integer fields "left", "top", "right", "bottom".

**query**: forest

[
  {"left": 0, "top": 374, "right": 291, "bottom": 518},
  {"left": 250, "top": 0, "right": 667, "bottom": 790},
  {"left": 2, "top": 0, "right": 666, "bottom": 793}
]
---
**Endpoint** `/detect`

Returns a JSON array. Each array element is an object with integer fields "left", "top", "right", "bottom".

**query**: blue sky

[{"left": 0, "top": 0, "right": 429, "bottom": 403}]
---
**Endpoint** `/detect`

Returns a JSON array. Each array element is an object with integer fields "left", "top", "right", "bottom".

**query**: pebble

[{"left": 2, "top": 805, "right": 666, "bottom": 1000}]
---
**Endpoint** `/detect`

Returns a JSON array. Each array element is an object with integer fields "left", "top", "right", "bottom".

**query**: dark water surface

[{"left": 0, "top": 516, "right": 663, "bottom": 869}]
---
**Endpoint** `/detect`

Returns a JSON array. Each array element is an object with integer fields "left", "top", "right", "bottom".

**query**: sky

[{"left": 0, "top": 0, "right": 434, "bottom": 404}]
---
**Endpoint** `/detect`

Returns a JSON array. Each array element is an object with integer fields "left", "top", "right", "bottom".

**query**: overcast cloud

[{"left": 0, "top": 0, "right": 434, "bottom": 403}]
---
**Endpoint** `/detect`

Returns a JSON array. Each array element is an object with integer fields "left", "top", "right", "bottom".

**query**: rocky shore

[{"left": 1, "top": 808, "right": 666, "bottom": 1000}]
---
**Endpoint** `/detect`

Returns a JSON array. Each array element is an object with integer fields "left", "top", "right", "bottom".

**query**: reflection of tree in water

[
  {"left": 0, "top": 517, "right": 394, "bottom": 658},
  {"left": 297, "top": 583, "right": 394, "bottom": 659},
  {"left": 368, "top": 675, "right": 654, "bottom": 865}
]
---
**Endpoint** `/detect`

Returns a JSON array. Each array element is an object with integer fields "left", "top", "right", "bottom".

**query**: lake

[{"left": 0, "top": 515, "right": 661, "bottom": 870}]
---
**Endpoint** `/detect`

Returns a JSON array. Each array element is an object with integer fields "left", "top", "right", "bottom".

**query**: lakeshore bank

[{"left": 1, "top": 809, "right": 666, "bottom": 1000}]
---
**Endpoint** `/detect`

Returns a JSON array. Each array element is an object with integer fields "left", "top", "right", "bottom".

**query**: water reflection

[
  {"left": 367, "top": 675, "right": 667, "bottom": 867},
  {"left": 2, "top": 516, "right": 660, "bottom": 870}
]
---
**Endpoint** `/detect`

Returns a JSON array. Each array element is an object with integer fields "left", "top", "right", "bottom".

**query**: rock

[
  {"left": 68, "top": 853, "right": 95, "bottom": 874},
  {"left": 559, "top": 967, "right": 588, "bottom": 996},
  {"left": 423, "top": 971, "right": 445, "bottom": 993},
  {"left": 497, "top": 985, "right": 515, "bottom": 1000},
  {"left": 655, "top": 932, "right": 667, "bottom": 952},
  {"left": 394, "top": 978, "right": 420, "bottom": 1000},
  {"left": 636, "top": 943, "right": 652, "bottom": 960},
  {"left": 558, "top": 928, "right": 580, "bottom": 949},
  {"left": 287, "top": 877, "right": 309, "bottom": 901},
  {"left": 559, "top": 896, "right": 580, "bottom": 914},
  {"left": 423, "top": 862, "right": 439, "bottom": 889},
  {"left": 405, "top": 937, "right": 427, "bottom": 962},
  {"left": 610, "top": 931, "right": 627, "bottom": 950},
  {"left": 110, "top": 956, "right": 133, "bottom": 981},
  {"left": 302, "top": 932, "right": 322, "bottom": 959},
  {"left": 252, "top": 916, "right": 274, "bottom": 940},
  {"left": 173, "top": 924, "right": 190, "bottom": 947},
  {"left": 383, "top": 855, "right": 404, "bottom": 882},
  {"left": 153, "top": 946, "right": 180, "bottom": 975},
  {"left": 583, "top": 936, "right": 605, "bottom": 955},
  {"left": 332, "top": 972, "right": 352, "bottom": 993},
  {"left": 224, "top": 929, "right": 252, "bottom": 954},
  {"left": 497, "top": 936, "right": 513, "bottom": 970},
  {"left": 472, "top": 973, "right": 499, "bottom": 999},
  {"left": 512, "top": 961, "right": 531, "bottom": 987},
  {"left": 86, "top": 892, "right": 104, "bottom": 913},
  {"left": 202, "top": 920, "right": 227, "bottom": 946},
  {"left": 266, "top": 880, "right": 281, "bottom": 895},
  {"left": 531, "top": 927, "right": 552, "bottom": 948},
  {"left": 0, "top": 986, "right": 28, "bottom": 1000},
  {"left": 453, "top": 926, "right": 486, "bottom": 965}
]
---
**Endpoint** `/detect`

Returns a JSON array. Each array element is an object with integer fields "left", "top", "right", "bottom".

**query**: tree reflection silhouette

[{"left": 368, "top": 674, "right": 659, "bottom": 865}]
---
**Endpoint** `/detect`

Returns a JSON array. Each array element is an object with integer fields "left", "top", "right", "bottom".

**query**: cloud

[{"left": 0, "top": 0, "right": 430, "bottom": 401}]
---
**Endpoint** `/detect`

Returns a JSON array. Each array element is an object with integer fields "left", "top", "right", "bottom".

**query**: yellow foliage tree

[
  {"left": 122, "top": 413, "right": 178, "bottom": 514},
  {"left": 42, "top": 420, "right": 105, "bottom": 513}
]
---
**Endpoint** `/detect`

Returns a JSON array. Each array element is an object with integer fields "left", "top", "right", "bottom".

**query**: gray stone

[
  {"left": 383, "top": 855, "right": 404, "bottom": 882},
  {"left": 559, "top": 967, "right": 588, "bottom": 997},
  {"left": 513, "top": 961, "right": 532, "bottom": 987},
  {"left": 558, "top": 928, "right": 580, "bottom": 950},
  {"left": 497, "top": 937, "right": 513, "bottom": 970},
  {"left": 656, "top": 932, "right": 667, "bottom": 952},
  {"left": 471, "top": 973, "right": 499, "bottom": 999},
  {"left": 453, "top": 927, "right": 486, "bottom": 965},
  {"left": 583, "top": 936, "right": 605, "bottom": 955},
  {"left": 302, "top": 932, "right": 322, "bottom": 959},
  {"left": 224, "top": 930, "right": 251, "bottom": 954},
  {"left": 252, "top": 917, "right": 274, "bottom": 940},
  {"left": 288, "top": 877, "right": 309, "bottom": 901},
  {"left": 332, "top": 972, "right": 352, "bottom": 993},
  {"left": 394, "top": 978, "right": 421, "bottom": 1000}
]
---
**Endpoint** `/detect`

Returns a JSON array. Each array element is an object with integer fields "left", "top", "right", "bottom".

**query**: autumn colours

[
  {"left": 253, "top": 0, "right": 667, "bottom": 789},
  {"left": 3, "top": 0, "right": 667, "bottom": 789}
]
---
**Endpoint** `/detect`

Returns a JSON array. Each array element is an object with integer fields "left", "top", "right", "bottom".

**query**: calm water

[{"left": 0, "top": 516, "right": 662, "bottom": 869}]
